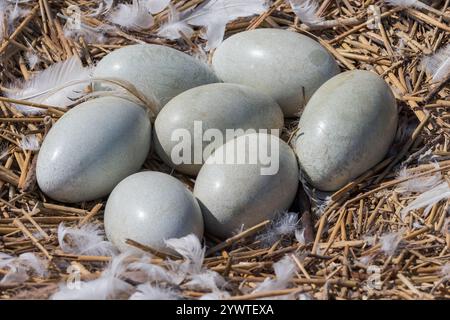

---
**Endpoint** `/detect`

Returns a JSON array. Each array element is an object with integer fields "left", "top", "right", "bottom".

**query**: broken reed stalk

[
  {"left": 125, "top": 238, "right": 179, "bottom": 260},
  {"left": 424, "top": 72, "right": 450, "bottom": 103},
  {"left": 0, "top": 96, "right": 62, "bottom": 111},
  {"left": 205, "top": 220, "right": 271, "bottom": 256},
  {"left": 13, "top": 218, "right": 52, "bottom": 260}
]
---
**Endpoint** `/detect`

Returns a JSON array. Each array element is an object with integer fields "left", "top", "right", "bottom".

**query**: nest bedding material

[{"left": 0, "top": 0, "right": 449, "bottom": 299}]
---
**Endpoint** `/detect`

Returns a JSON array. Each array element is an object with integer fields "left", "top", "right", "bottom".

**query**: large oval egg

[
  {"left": 194, "top": 133, "right": 299, "bottom": 238},
  {"left": 93, "top": 44, "right": 219, "bottom": 110},
  {"left": 36, "top": 96, "right": 151, "bottom": 203},
  {"left": 212, "top": 28, "right": 340, "bottom": 117},
  {"left": 294, "top": 70, "right": 398, "bottom": 191},
  {"left": 154, "top": 83, "right": 284, "bottom": 176},
  {"left": 104, "top": 171, "right": 203, "bottom": 252}
]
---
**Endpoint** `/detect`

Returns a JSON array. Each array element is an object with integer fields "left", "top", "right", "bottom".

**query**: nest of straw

[{"left": 0, "top": 0, "right": 449, "bottom": 300}]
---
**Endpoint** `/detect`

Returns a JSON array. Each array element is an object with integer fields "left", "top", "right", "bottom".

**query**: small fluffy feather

[
  {"left": 0, "top": 143, "right": 9, "bottom": 160},
  {"left": 127, "top": 256, "right": 184, "bottom": 285},
  {"left": 25, "top": 51, "right": 40, "bottom": 69},
  {"left": 129, "top": 283, "right": 179, "bottom": 300},
  {"left": 0, "top": 0, "right": 30, "bottom": 39},
  {"left": 89, "top": 0, "right": 114, "bottom": 17},
  {"left": 379, "top": 229, "right": 405, "bottom": 256},
  {"left": 363, "top": 235, "right": 376, "bottom": 246},
  {"left": 108, "top": 0, "right": 154, "bottom": 30},
  {"left": 358, "top": 255, "right": 373, "bottom": 265},
  {"left": 58, "top": 223, "right": 117, "bottom": 257},
  {"left": 413, "top": 221, "right": 423, "bottom": 229},
  {"left": 188, "top": 271, "right": 230, "bottom": 300},
  {"left": 395, "top": 38, "right": 406, "bottom": 57},
  {"left": 0, "top": 10, "right": 5, "bottom": 40},
  {"left": 401, "top": 182, "right": 450, "bottom": 218},
  {"left": 158, "top": 0, "right": 267, "bottom": 50},
  {"left": 252, "top": 255, "right": 296, "bottom": 295},
  {"left": 8, "top": 1, "right": 30, "bottom": 27},
  {"left": 385, "top": 0, "right": 419, "bottom": 7},
  {"left": 7, "top": 56, "right": 92, "bottom": 114},
  {"left": 165, "top": 234, "right": 205, "bottom": 275},
  {"left": 257, "top": 212, "right": 299, "bottom": 245},
  {"left": 417, "top": 149, "right": 436, "bottom": 163},
  {"left": 158, "top": 5, "right": 194, "bottom": 39},
  {"left": 395, "top": 165, "right": 442, "bottom": 194},
  {"left": 0, "top": 253, "right": 26, "bottom": 284},
  {"left": 130, "top": 234, "right": 231, "bottom": 299},
  {"left": 17, "top": 252, "right": 47, "bottom": 277},
  {"left": 190, "top": 0, "right": 268, "bottom": 50},
  {"left": 295, "top": 228, "right": 306, "bottom": 245},
  {"left": 0, "top": 252, "right": 47, "bottom": 284},
  {"left": 19, "top": 134, "right": 40, "bottom": 151},
  {"left": 52, "top": 251, "right": 133, "bottom": 300},
  {"left": 421, "top": 44, "right": 450, "bottom": 82},
  {"left": 441, "top": 263, "right": 450, "bottom": 279},
  {"left": 288, "top": 0, "right": 323, "bottom": 25},
  {"left": 147, "top": 0, "right": 171, "bottom": 14},
  {"left": 63, "top": 23, "right": 110, "bottom": 44},
  {"left": 9, "top": 1, "right": 29, "bottom": 21},
  {"left": 187, "top": 270, "right": 226, "bottom": 288}
]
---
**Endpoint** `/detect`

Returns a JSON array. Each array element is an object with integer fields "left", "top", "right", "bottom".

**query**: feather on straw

[
  {"left": 257, "top": 212, "right": 299, "bottom": 245},
  {"left": 19, "top": 134, "right": 40, "bottom": 151},
  {"left": 252, "top": 255, "right": 297, "bottom": 296},
  {"left": 0, "top": 143, "right": 9, "bottom": 160},
  {"left": 129, "top": 283, "right": 179, "bottom": 300},
  {"left": 89, "top": 0, "right": 114, "bottom": 17},
  {"left": 295, "top": 228, "right": 306, "bottom": 245},
  {"left": 395, "top": 165, "right": 442, "bottom": 194},
  {"left": 127, "top": 255, "right": 184, "bottom": 285},
  {"left": 131, "top": 234, "right": 230, "bottom": 299},
  {"left": 52, "top": 251, "right": 133, "bottom": 300},
  {"left": 401, "top": 182, "right": 450, "bottom": 218},
  {"left": 441, "top": 263, "right": 450, "bottom": 279},
  {"left": 158, "top": 5, "right": 195, "bottom": 39},
  {"left": 379, "top": 229, "right": 405, "bottom": 256},
  {"left": 158, "top": 0, "right": 268, "bottom": 50},
  {"left": 58, "top": 223, "right": 117, "bottom": 257},
  {"left": 25, "top": 51, "right": 40, "bottom": 69},
  {"left": 185, "top": 270, "right": 229, "bottom": 299},
  {"left": 0, "top": 0, "right": 30, "bottom": 39},
  {"left": 288, "top": 0, "right": 323, "bottom": 25},
  {"left": 147, "top": 0, "right": 171, "bottom": 14},
  {"left": 63, "top": 22, "right": 111, "bottom": 44},
  {"left": 0, "top": 252, "right": 47, "bottom": 284},
  {"left": 165, "top": 234, "right": 205, "bottom": 275},
  {"left": 421, "top": 44, "right": 450, "bottom": 82},
  {"left": 108, "top": 0, "right": 154, "bottom": 30},
  {"left": 7, "top": 56, "right": 92, "bottom": 114}
]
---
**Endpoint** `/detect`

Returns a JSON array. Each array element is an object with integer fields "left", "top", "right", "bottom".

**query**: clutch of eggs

[
  {"left": 34, "top": 28, "right": 400, "bottom": 253},
  {"left": 37, "top": 44, "right": 218, "bottom": 203}
]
